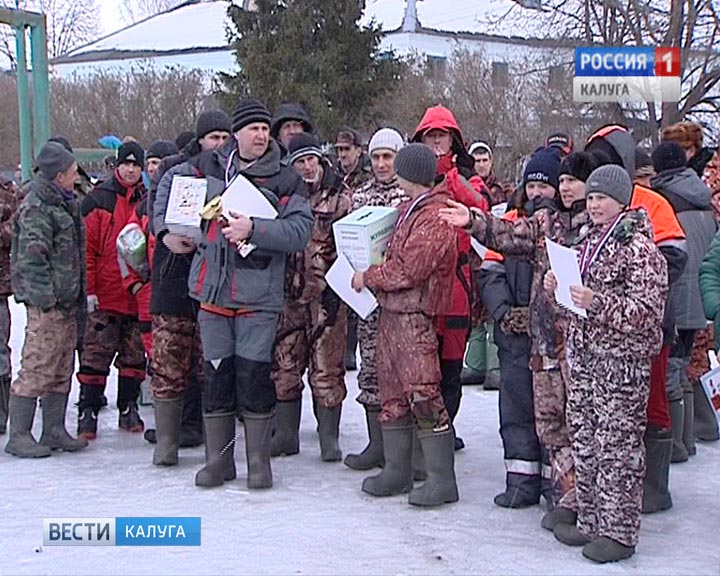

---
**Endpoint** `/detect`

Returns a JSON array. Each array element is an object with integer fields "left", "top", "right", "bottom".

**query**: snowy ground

[{"left": 2, "top": 300, "right": 719, "bottom": 576}]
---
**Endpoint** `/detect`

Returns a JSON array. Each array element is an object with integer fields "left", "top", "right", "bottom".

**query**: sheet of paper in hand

[
  {"left": 545, "top": 238, "right": 587, "bottom": 318},
  {"left": 166, "top": 176, "right": 207, "bottom": 239},
  {"left": 221, "top": 174, "right": 278, "bottom": 220},
  {"left": 326, "top": 254, "right": 378, "bottom": 320}
]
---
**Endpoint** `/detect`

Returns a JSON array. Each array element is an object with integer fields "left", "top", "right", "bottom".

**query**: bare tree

[{"left": 119, "top": 0, "right": 183, "bottom": 25}]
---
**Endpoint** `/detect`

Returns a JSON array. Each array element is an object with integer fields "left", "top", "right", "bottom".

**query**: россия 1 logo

[{"left": 573, "top": 47, "right": 681, "bottom": 103}]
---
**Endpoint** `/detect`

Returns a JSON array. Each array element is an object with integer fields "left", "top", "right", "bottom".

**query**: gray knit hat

[
  {"left": 585, "top": 164, "right": 633, "bottom": 206},
  {"left": 368, "top": 128, "right": 404, "bottom": 155},
  {"left": 37, "top": 142, "right": 75, "bottom": 180},
  {"left": 394, "top": 143, "right": 437, "bottom": 186}
]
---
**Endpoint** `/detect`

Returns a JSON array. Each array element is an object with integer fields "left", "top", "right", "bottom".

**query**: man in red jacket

[{"left": 77, "top": 142, "right": 148, "bottom": 440}]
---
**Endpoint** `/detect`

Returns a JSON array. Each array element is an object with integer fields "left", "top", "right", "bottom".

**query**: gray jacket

[
  {"left": 154, "top": 140, "right": 313, "bottom": 313},
  {"left": 652, "top": 168, "right": 717, "bottom": 330}
]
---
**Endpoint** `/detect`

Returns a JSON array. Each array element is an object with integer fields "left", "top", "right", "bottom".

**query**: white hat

[
  {"left": 368, "top": 128, "right": 404, "bottom": 155},
  {"left": 469, "top": 141, "right": 493, "bottom": 156}
]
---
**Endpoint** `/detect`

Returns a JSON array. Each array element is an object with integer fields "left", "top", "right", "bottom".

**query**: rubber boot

[
  {"left": 408, "top": 427, "right": 459, "bottom": 507},
  {"left": 39, "top": 393, "right": 88, "bottom": 452},
  {"left": 153, "top": 397, "right": 183, "bottom": 466},
  {"left": 77, "top": 383, "right": 103, "bottom": 440},
  {"left": 117, "top": 377, "right": 144, "bottom": 433},
  {"left": 642, "top": 426, "right": 673, "bottom": 514},
  {"left": 693, "top": 381, "right": 720, "bottom": 441},
  {"left": 270, "top": 399, "right": 300, "bottom": 457},
  {"left": 0, "top": 374, "right": 10, "bottom": 434},
  {"left": 669, "top": 399, "right": 689, "bottom": 463},
  {"left": 344, "top": 406, "right": 384, "bottom": 470},
  {"left": 317, "top": 404, "right": 342, "bottom": 462},
  {"left": 242, "top": 411, "right": 273, "bottom": 489},
  {"left": 195, "top": 412, "right": 236, "bottom": 488},
  {"left": 461, "top": 326, "right": 486, "bottom": 386},
  {"left": 362, "top": 418, "right": 413, "bottom": 497},
  {"left": 582, "top": 537, "right": 635, "bottom": 563},
  {"left": 412, "top": 431, "right": 427, "bottom": 481},
  {"left": 4, "top": 395, "right": 51, "bottom": 458},
  {"left": 682, "top": 390, "right": 696, "bottom": 456}
]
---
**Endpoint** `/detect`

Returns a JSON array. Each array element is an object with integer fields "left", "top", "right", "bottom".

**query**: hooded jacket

[
  {"left": 651, "top": 167, "right": 717, "bottom": 330},
  {"left": 270, "top": 103, "right": 313, "bottom": 139}
]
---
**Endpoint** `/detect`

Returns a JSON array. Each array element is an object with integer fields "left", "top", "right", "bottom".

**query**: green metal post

[
  {"left": 30, "top": 16, "right": 50, "bottom": 154},
  {"left": 15, "top": 25, "right": 32, "bottom": 183}
]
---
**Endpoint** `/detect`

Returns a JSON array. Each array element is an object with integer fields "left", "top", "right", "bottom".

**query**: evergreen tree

[{"left": 219, "top": 0, "right": 404, "bottom": 139}]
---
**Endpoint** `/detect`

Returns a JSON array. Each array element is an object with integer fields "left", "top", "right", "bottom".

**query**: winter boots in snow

[
  {"left": 270, "top": 400, "right": 301, "bottom": 457},
  {"left": 39, "top": 393, "right": 88, "bottom": 452},
  {"left": 362, "top": 418, "right": 414, "bottom": 497},
  {"left": 117, "top": 377, "right": 144, "bottom": 433},
  {"left": 553, "top": 523, "right": 591, "bottom": 547},
  {"left": 5, "top": 395, "right": 51, "bottom": 458},
  {"left": 242, "top": 411, "right": 273, "bottom": 489},
  {"left": 642, "top": 425, "right": 673, "bottom": 514},
  {"left": 344, "top": 406, "right": 384, "bottom": 470},
  {"left": 195, "top": 412, "right": 236, "bottom": 488},
  {"left": 77, "top": 384, "right": 103, "bottom": 440},
  {"left": 541, "top": 508, "right": 577, "bottom": 532},
  {"left": 408, "top": 427, "right": 459, "bottom": 507},
  {"left": 412, "top": 431, "right": 427, "bottom": 481},
  {"left": 693, "top": 381, "right": 720, "bottom": 441},
  {"left": 0, "top": 374, "right": 10, "bottom": 434},
  {"left": 669, "top": 399, "right": 689, "bottom": 463},
  {"left": 683, "top": 390, "right": 696, "bottom": 456},
  {"left": 582, "top": 537, "right": 635, "bottom": 563},
  {"left": 494, "top": 478, "right": 541, "bottom": 509},
  {"left": 317, "top": 405, "right": 342, "bottom": 462},
  {"left": 152, "top": 397, "right": 183, "bottom": 466}
]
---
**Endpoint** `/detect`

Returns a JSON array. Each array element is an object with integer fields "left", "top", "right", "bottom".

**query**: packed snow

[{"left": 2, "top": 299, "right": 719, "bottom": 575}]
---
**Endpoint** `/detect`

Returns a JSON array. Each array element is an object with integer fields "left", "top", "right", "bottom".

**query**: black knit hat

[
  {"left": 559, "top": 151, "right": 598, "bottom": 183},
  {"left": 394, "top": 143, "right": 437, "bottom": 186},
  {"left": 196, "top": 110, "right": 232, "bottom": 140},
  {"left": 270, "top": 103, "right": 313, "bottom": 138},
  {"left": 524, "top": 148, "right": 561, "bottom": 190},
  {"left": 287, "top": 133, "right": 323, "bottom": 165},
  {"left": 652, "top": 141, "right": 687, "bottom": 173},
  {"left": 37, "top": 142, "right": 75, "bottom": 180},
  {"left": 635, "top": 146, "right": 653, "bottom": 169},
  {"left": 175, "top": 131, "right": 195, "bottom": 150},
  {"left": 231, "top": 98, "right": 271, "bottom": 133},
  {"left": 146, "top": 140, "right": 179, "bottom": 161},
  {"left": 117, "top": 141, "right": 144, "bottom": 167}
]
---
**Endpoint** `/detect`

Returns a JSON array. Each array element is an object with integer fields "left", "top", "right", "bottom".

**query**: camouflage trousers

[
  {"left": 567, "top": 350, "right": 650, "bottom": 548},
  {"left": 272, "top": 296, "right": 348, "bottom": 409},
  {"left": 533, "top": 362, "right": 576, "bottom": 511},
  {"left": 376, "top": 310, "right": 449, "bottom": 430},
  {"left": 12, "top": 306, "right": 76, "bottom": 398},
  {"left": 150, "top": 314, "right": 203, "bottom": 400},
  {"left": 356, "top": 308, "right": 380, "bottom": 408},
  {"left": 77, "top": 310, "right": 147, "bottom": 386}
]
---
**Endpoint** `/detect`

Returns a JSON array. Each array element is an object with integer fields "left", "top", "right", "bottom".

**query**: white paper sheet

[
  {"left": 470, "top": 237, "right": 487, "bottom": 259},
  {"left": 544, "top": 238, "right": 587, "bottom": 318},
  {"left": 165, "top": 176, "right": 207, "bottom": 239},
  {"left": 326, "top": 254, "right": 378, "bottom": 320},
  {"left": 221, "top": 174, "right": 278, "bottom": 220}
]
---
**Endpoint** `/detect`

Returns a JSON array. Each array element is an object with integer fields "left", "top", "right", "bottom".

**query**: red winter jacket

[
  {"left": 82, "top": 170, "right": 145, "bottom": 316},
  {"left": 412, "top": 105, "right": 490, "bottom": 360}
]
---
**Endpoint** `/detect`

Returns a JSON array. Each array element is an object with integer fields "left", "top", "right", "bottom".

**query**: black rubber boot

[
  {"left": 693, "top": 381, "right": 719, "bottom": 441},
  {"left": 541, "top": 508, "right": 577, "bottom": 532},
  {"left": 642, "top": 426, "right": 673, "bottom": 514},
  {"left": 0, "top": 374, "right": 10, "bottom": 434},
  {"left": 582, "top": 537, "right": 635, "bottom": 563},
  {"left": 553, "top": 523, "right": 592, "bottom": 547},
  {"left": 77, "top": 384, "right": 103, "bottom": 440},
  {"left": 270, "top": 399, "right": 301, "bottom": 457},
  {"left": 39, "top": 393, "right": 88, "bottom": 452},
  {"left": 669, "top": 399, "right": 689, "bottom": 463},
  {"left": 682, "top": 390, "right": 696, "bottom": 456},
  {"left": 317, "top": 404, "right": 342, "bottom": 462},
  {"left": 362, "top": 418, "right": 413, "bottom": 497},
  {"left": 153, "top": 397, "right": 183, "bottom": 466},
  {"left": 408, "top": 427, "right": 459, "bottom": 507},
  {"left": 412, "top": 431, "right": 427, "bottom": 481},
  {"left": 344, "top": 406, "right": 384, "bottom": 470},
  {"left": 195, "top": 412, "right": 236, "bottom": 488},
  {"left": 5, "top": 395, "right": 51, "bottom": 458},
  {"left": 242, "top": 411, "right": 273, "bottom": 489},
  {"left": 117, "top": 377, "right": 144, "bottom": 433}
]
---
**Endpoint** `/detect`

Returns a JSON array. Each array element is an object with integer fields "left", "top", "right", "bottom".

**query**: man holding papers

[
  {"left": 270, "top": 133, "right": 352, "bottom": 462},
  {"left": 156, "top": 98, "right": 313, "bottom": 490}
]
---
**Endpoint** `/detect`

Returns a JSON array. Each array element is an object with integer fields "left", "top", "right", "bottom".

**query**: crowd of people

[{"left": 1, "top": 99, "right": 719, "bottom": 564}]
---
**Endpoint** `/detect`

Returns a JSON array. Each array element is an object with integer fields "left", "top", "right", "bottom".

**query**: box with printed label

[{"left": 332, "top": 206, "right": 399, "bottom": 271}]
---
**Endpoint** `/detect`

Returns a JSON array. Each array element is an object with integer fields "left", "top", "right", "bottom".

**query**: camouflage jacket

[
  {"left": 339, "top": 154, "right": 373, "bottom": 194},
  {"left": 566, "top": 209, "right": 667, "bottom": 361},
  {"left": 11, "top": 175, "right": 86, "bottom": 310},
  {"left": 285, "top": 163, "right": 352, "bottom": 304},
  {"left": 469, "top": 202, "right": 590, "bottom": 369},
  {"left": 0, "top": 176, "right": 20, "bottom": 296},
  {"left": 351, "top": 176, "right": 407, "bottom": 211}
]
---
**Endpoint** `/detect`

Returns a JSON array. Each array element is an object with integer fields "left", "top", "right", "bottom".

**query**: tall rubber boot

[
  {"left": 153, "top": 397, "right": 183, "bottom": 466},
  {"left": 195, "top": 412, "right": 236, "bottom": 488},
  {"left": 242, "top": 411, "right": 273, "bottom": 489},
  {"left": 693, "top": 381, "right": 720, "bottom": 441},
  {"left": 408, "top": 427, "right": 459, "bottom": 507},
  {"left": 39, "top": 393, "right": 88, "bottom": 452},
  {"left": 412, "top": 431, "right": 427, "bottom": 481},
  {"left": 0, "top": 374, "right": 10, "bottom": 434},
  {"left": 641, "top": 425, "right": 673, "bottom": 514},
  {"left": 4, "top": 395, "right": 51, "bottom": 458},
  {"left": 362, "top": 417, "right": 413, "bottom": 496},
  {"left": 270, "top": 399, "right": 301, "bottom": 457},
  {"left": 316, "top": 404, "right": 342, "bottom": 462},
  {"left": 682, "top": 390, "right": 696, "bottom": 456},
  {"left": 669, "top": 399, "right": 689, "bottom": 463},
  {"left": 344, "top": 406, "right": 384, "bottom": 470}
]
